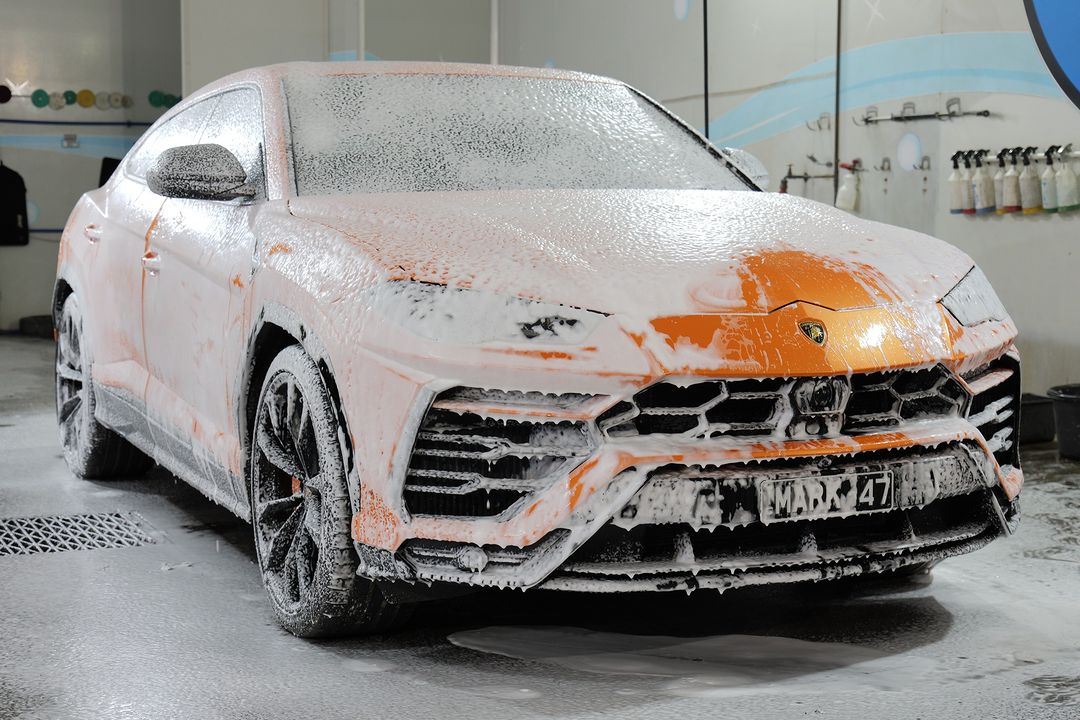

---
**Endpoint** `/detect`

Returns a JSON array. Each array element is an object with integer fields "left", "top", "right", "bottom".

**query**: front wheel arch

[{"left": 239, "top": 306, "right": 360, "bottom": 520}]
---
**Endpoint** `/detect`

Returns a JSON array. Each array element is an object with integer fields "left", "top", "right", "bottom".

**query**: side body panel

[{"left": 142, "top": 87, "right": 266, "bottom": 507}]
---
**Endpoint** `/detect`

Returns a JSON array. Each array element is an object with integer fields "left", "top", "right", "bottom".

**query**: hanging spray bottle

[
  {"left": 973, "top": 150, "right": 995, "bottom": 215},
  {"left": 1042, "top": 145, "right": 1060, "bottom": 213},
  {"left": 993, "top": 149, "right": 1008, "bottom": 215},
  {"left": 948, "top": 151, "right": 966, "bottom": 214},
  {"left": 1002, "top": 147, "right": 1022, "bottom": 214},
  {"left": 960, "top": 151, "right": 976, "bottom": 215},
  {"left": 1056, "top": 144, "right": 1079, "bottom": 213},
  {"left": 1020, "top": 147, "right": 1042, "bottom": 214},
  {"left": 835, "top": 160, "right": 860, "bottom": 212}
]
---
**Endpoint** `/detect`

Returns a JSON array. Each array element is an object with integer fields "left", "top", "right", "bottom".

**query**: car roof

[{"left": 196, "top": 60, "right": 622, "bottom": 98}]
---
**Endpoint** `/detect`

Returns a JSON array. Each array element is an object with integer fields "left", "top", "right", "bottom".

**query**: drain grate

[{"left": 0, "top": 512, "right": 153, "bottom": 557}]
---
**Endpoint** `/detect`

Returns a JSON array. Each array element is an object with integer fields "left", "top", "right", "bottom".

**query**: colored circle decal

[
  {"left": 77, "top": 89, "right": 95, "bottom": 107},
  {"left": 148, "top": 90, "right": 164, "bottom": 107},
  {"left": 0, "top": 85, "right": 11, "bottom": 104},
  {"left": 31, "top": 89, "right": 49, "bottom": 108},
  {"left": 1026, "top": 0, "right": 1080, "bottom": 109},
  {"left": 63, "top": 90, "right": 77, "bottom": 105}
]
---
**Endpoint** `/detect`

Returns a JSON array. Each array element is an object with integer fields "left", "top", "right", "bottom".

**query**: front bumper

[{"left": 351, "top": 339, "right": 1022, "bottom": 593}]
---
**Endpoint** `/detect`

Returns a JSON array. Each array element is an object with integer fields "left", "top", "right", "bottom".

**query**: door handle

[
  {"left": 83, "top": 224, "right": 102, "bottom": 243},
  {"left": 141, "top": 251, "right": 161, "bottom": 276}
]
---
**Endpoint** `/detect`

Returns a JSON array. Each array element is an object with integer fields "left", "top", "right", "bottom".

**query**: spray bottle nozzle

[
  {"left": 997, "top": 149, "right": 1008, "bottom": 166},
  {"left": 1046, "top": 145, "right": 1061, "bottom": 165},
  {"left": 1021, "top": 147, "right": 1038, "bottom": 165},
  {"left": 950, "top": 150, "right": 963, "bottom": 169}
]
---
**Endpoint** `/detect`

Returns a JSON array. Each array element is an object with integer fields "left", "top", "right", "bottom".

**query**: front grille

[
  {"left": 964, "top": 353, "right": 1021, "bottom": 469},
  {"left": 403, "top": 388, "right": 596, "bottom": 518},
  {"left": 598, "top": 365, "right": 966, "bottom": 440},
  {"left": 846, "top": 367, "right": 967, "bottom": 429}
]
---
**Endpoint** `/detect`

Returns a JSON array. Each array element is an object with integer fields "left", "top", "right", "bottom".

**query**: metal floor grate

[{"left": 0, "top": 512, "right": 153, "bottom": 557}]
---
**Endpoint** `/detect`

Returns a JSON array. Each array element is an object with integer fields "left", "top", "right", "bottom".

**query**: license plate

[{"left": 759, "top": 471, "right": 894, "bottom": 523}]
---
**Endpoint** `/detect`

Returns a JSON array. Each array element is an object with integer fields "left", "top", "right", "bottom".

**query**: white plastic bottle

[
  {"left": 1002, "top": 147, "right": 1022, "bottom": 214},
  {"left": 1056, "top": 145, "right": 1079, "bottom": 212},
  {"left": 1041, "top": 145, "right": 1060, "bottom": 213},
  {"left": 1020, "top": 147, "right": 1042, "bottom": 215},
  {"left": 972, "top": 150, "right": 995, "bottom": 215},
  {"left": 835, "top": 161, "right": 859, "bottom": 212},
  {"left": 960, "top": 151, "right": 975, "bottom": 215},
  {"left": 948, "top": 151, "right": 965, "bottom": 214},
  {"left": 993, "top": 150, "right": 1007, "bottom": 215}
]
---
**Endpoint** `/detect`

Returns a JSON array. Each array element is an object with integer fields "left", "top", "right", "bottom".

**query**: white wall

[
  {"left": 0, "top": 0, "right": 180, "bottom": 330},
  {"left": 180, "top": 0, "right": 329, "bottom": 95},
  {"left": 366, "top": 0, "right": 490, "bottom": 63}
]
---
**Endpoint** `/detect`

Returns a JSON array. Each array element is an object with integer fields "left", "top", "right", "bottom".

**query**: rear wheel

[
  {"left": 55, "top": 294, "right": 153, "bottom": 479},
  {"left": 250, "top": 344, "right": 410, "bottom": 637}
]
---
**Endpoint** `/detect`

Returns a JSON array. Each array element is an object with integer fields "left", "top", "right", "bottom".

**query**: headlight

[
  {"left": 375, "top": 281, "right": 606, "bottom": 345},
  {"left": 941, "top": 267, "right": 1007, "bottom": 327}
]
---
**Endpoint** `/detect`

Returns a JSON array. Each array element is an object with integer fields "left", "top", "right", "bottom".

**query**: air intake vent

[
  {"left": 403, "top": 388, "right": 596, "bottom": 519},
  {"left": 964, "top": 354, "right": 1021, "bottom": 469}
]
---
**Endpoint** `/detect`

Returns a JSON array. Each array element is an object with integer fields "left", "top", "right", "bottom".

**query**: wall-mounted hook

[
  {"left": 874, "top": 157, "right": 892, "bottom": 171},
  {"left": 805, "top": 112, "right": 832, "bottom": 132},
  {"left": 806, "top": 154, "right": 834, "bottom": 168},
  {"left": 919, "top": 155, "right": 932, "bottom": 171},
  {"left": 900, "top": 101, "right": 917, "bottom": 119},
  {"left": 852, "top": 106, "right": 879, "bottom": 126},
  {"left": 945, "top": 97, "right": 962, "bottom": 117}
]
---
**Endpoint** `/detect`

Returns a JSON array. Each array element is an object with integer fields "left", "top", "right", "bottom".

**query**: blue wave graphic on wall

[{"left": 710, "top": 32, "right": 1065, "bottom": 146}]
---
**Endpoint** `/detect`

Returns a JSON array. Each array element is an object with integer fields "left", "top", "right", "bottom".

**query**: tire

[
  {"left": 55, "top": 294, "right": 154, "bottom": 479},
  {"left": 250, "top": 344, "right": 411, "bottom": 637}
]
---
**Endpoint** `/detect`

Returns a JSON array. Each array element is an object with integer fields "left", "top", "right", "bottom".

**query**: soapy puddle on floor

[{"left": 449, "top": 625, "right": 934, "bottom": 698}]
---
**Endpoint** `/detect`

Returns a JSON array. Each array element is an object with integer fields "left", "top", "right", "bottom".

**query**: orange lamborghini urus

[{"left": 55, "top": 62, "right": 1020, "bottom": 636}]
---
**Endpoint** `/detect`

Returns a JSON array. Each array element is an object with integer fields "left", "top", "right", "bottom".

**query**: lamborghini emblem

[{"left": 799, "top": 320, "right": 827, "bottom": 345}]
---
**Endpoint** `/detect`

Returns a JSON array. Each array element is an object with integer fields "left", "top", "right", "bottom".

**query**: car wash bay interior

[{"left": 2, "top": 1, "right": 1080, "bottom": 718}]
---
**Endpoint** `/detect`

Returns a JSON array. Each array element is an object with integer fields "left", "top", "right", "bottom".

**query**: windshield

[{"left": 284, "top": 73, "right": 750, "bottom": 196}]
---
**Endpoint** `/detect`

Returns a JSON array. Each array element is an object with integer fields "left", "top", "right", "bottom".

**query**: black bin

[
  {"left": 1020, "top": 393, "right": 1055, "bottom": 445},
  {"left": 1047, "top": 385, "right": 1080, "bottom": 459}
]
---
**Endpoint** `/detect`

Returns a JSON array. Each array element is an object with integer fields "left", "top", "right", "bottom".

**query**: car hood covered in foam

[{"left": 287, "top": 188, "right": 972, "bottom": 318}]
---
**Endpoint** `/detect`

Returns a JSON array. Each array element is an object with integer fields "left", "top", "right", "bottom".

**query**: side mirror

[
  {"left": 722, "top": 146, "right": 770, "bottom": 190},
  {"left": 147, "top": 143, "right": 254, "bottom": 200}
]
